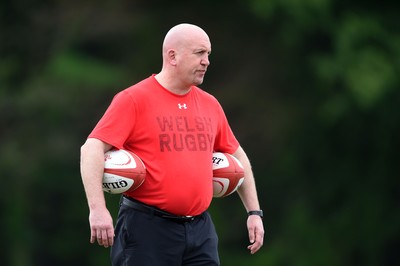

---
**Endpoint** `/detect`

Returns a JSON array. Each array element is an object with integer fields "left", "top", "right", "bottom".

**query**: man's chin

[{"left": 193, "top": 78, "right": 204, "bottom": 86}]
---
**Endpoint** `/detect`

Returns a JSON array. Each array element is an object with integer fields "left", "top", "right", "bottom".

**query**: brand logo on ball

[
  {"left": 212, "top": 156, "right": 224, "bottom": 164},
  {"left": 212, "top": 153, "right": 230, "bottom": 169},
  {"left": 103, "top": 179, "right": 129, "bottom": 193}
]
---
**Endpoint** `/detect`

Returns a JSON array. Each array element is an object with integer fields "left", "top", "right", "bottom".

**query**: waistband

[{"left": 121, "top": 196, "right": 201, "bottom": 223}]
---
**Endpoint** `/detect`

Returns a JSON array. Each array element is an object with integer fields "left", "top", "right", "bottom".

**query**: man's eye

[{"left": 194, "top": 50, "right": 211, "bottom": 56}]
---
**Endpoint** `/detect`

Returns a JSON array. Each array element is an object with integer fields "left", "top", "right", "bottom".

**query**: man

[{"left": 80, "top": 23, "right": 264, "bottom": 266}]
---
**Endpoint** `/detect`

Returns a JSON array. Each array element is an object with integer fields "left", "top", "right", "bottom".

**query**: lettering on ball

[
  {"left": 103, "top": 180, "right": 129, "bottom": 189},
  {"left": 212, "top": 156, "right": 224, "bottom": 165},
  {"left": 104, "top": 154, "right": 112, "bottom": 161}
]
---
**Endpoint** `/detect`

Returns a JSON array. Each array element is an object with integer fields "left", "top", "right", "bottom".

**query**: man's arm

[
  {"left": 233, "top": 146, "right": 264, "bottom": 254},
  {"left": 80, "top": 138, "right": 114, "bottom": 248}
]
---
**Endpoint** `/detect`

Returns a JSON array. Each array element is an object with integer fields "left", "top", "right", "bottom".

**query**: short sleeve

[{"left": 88, "top": 91, "right": 136, "bottom": 149}]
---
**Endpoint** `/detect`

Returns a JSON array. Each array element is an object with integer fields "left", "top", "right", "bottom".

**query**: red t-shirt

[{"left": 89, "top": 75, "right": 239, "bottom": 215}]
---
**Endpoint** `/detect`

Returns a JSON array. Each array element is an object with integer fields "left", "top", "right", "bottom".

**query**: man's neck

[{"left": 154, "top": 73, "right": 191, "bottom": 95}]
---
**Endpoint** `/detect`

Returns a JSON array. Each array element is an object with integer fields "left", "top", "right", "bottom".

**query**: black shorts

[{"left": 110, "top": 199, "right": 220, "bottom": 266}]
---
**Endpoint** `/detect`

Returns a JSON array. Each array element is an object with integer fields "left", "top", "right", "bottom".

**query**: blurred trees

[{"left": 1, "top": 0, "right": 399, "bottom": 265}]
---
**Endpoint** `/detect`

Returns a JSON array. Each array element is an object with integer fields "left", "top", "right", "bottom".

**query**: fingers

[
  {"left": 247, "top": 232, "right": 264, "bottom": 254},
  {"left": 247, "top": 216, "right": 264, "bottom": 254},
  {"left": 247, "top": 231, "right": 264, "bottom": 254},
  {"left": 91, "top": 227, "right": 115, "bottom": 248},
  {"left": 107, "top": 227, "right": 115, "bottom": 246},
  {"left": 90, "top": 228, "right": 96, "bottom": 244},
  {"left": 96, "top": 229, "right": 107, "bottom": 246},
  {"left": 248, "top": 225, "right": 256, "bottom": 244},
  {"left": 89, "top": 209, "right": 114, "bottom": 248}
]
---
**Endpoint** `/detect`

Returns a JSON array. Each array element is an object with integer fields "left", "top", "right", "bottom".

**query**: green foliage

[
  {"left": 1, "top": 0, "right": 399, "bottom": 265},
  {"left": 314, "top": 14, "right": 399, "bottom": 109},
  {"left": 46, "top": 51, "right": 127, "bottom": 87}
]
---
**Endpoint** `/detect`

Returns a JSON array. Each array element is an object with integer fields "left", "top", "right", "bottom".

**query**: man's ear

[{"left": 167, "top": 49, "right": 177, "bottom": 66}]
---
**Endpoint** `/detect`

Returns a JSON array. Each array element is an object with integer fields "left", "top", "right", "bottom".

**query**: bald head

[{"left": 162, "top": 23, "right": 210, "bottom": 57}]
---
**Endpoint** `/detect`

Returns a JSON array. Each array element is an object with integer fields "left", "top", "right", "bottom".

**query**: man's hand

[
  {"left": 89, "top": 208, "right": 114, "bottom": 248},
  {"left": 247, "top": 215, "right": 264, "bottom": 254}
]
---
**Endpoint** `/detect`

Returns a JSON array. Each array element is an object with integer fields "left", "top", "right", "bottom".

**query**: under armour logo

[{"left": 178, "top": 103, "right": 188, "bottom": 109}]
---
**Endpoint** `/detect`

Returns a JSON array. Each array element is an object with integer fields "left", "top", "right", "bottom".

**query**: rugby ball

[
  {"left": 212, "top": 152, "right": 245, "bottom": 198},
  {"left": 103, "top": 149, "right": 146, "bottom": 194}
]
